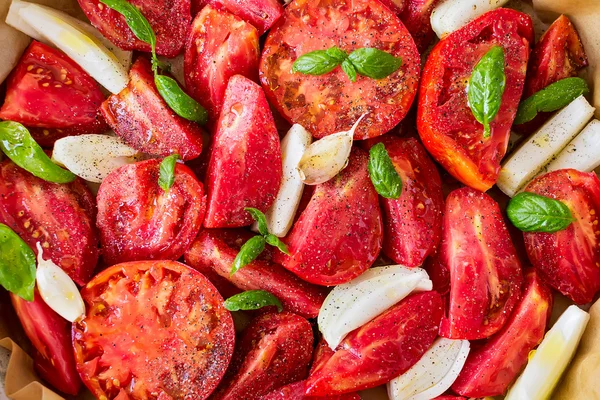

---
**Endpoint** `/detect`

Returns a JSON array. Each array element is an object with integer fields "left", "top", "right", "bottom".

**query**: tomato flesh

[
  {"left": 203, "top": 0, "right": 283, "bottom": 36},
  {"left": 261, "top": 380, "right": 360, "bottom": 400},
  {"left": 399, "top": 0, "right": 440, "bottom": 52}
]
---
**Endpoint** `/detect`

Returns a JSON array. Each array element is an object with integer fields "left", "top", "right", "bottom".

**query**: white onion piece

[
  {"left": 35, "top": 243, "right": 85, "bottom": 323},
  {"left": 431, "top": 0, "right": 509, "bottom": 39},
  {"left": 318, "top": 265, "right": 432, "bottom": 350},
  {"left": 388, "top": 338, "right": 470, "bottom": 400},
  {"left": 497, "top": 95, "right": 595, "bottom": 197},
  {"left": 505, "top": 305, "right": 590, "bottom": 400},
  {"left": 52, "top": 134, "right": 142, "bottom": 183},
  {"left": 297, "top": 114, "right": 366, "bottom": 185},
  {"left": 546, "top": 119, "right": 600, "bottom": 173}
]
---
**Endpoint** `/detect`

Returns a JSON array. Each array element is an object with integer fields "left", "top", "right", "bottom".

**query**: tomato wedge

[
  {"left": 417, "top": 9, "right": 533, "bottom": 191},
  {"left": 262, "top": 381, "right": 360, "bottom": 400},
  {"left": 399, "top": 0, "right": 440, "bottom": 52},
  {"left": 72, "top": 260, "right": 235, "bottom": 399},
  {"left": 202, "top": 0, "right": 283, "bottom": 36}
]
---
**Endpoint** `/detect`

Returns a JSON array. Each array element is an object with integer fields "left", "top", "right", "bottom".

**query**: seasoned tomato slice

[
  {"left": 97, "top": 159, "right": 206, "bottom": 265},
  {"left": 417, "top": 9, "right": 534, "bottom": 191},
  {"left": 260, "top": 0, "right": 421, "bottom": 140},
  {"left": 262, "top": 380, "right": 360, "bottom": 399},
  {"left": 439, "top": 187, "right": 523, "bottom": 340},
  {"left": 199, "top": 0, "right": 283, "bottom": 36},
  {"left": 0, "top": 160, "right": 98, "bottom": 285},
  {"left": 523, "top": 169, "right": 600, "bottom": 304},
  {"left": 399, "top": 0, "right": 440, "bottom": 52},
  {"left": 72, "top": 260, "right": 235, "bottom": 399}
]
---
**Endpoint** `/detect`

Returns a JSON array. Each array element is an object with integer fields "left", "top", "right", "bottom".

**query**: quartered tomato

[
  {"left": 305, "top": 291, "right": 443, "bottom": 395},
  {"left": 275, "top": 148, "right": 382, "bottom": 286},
  {"left": 439, "top": 187, "right": 523, "bottom": 340},
  {"left": 77, "top": 0, "right": 190, "bottom": 57},
  {"left": 199, "top": 0, "right": 283, "bottom": 36},
  {"left": 399, "top": 0, "right": 440, "bottom": 52},
  {"left": 97, "top": 159, "right": 206, "bottom": 265},
  {"left": 0, "top": 160, "right": 98, "bottom": 285},
  {"left": 72, "top": 260, "right": 235, "bottom": 399},
  {"left": 417, "top": 9, "right": 534, "bottom": 191},
  {"left": 260, "top": 0, "right": 421, "bottom": 140},
  {"left": 184, "top": 229, "right": 326, "bottom": 318},
  {"left": 452, "top": 269, "right": 553, "bottom": 397},
  {"left": 11, "top": 291, "right": 81, "bottom": 395},
  {"left": 101, "top": 57, "right": 204, "bottom": 160},
  {"left": 261, "top": 380, "right": 360, "bottom": 400},
  {"left": 213, "top": 312, "right": 313, "bottom": 400},
  {"left": 523, "top": 169, "right": 600, "bottom": 304},
  {"left": 204, "top": 75, "right": 282, "bottom": 228}
]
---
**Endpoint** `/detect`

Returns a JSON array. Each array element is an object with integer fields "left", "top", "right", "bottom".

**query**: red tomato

[
  {"left": 261, "top": 380, "right": 361, "bottom": 400},
  {"left": 184, "top": 5, "right": 260, "bottom": 122},
  {"left": 399, "top": 0, "right": 440, "bottom": 52},
  {"left": 260, "top": 0, "right": 421, "bottom": 140},
  {"left": 274, "top": 148, "right": 382, "bottom": 286},
  {"left": 184, "top": 229, "right": 327, "bottom": 318},
  {"left": 77, "top": 0, "right": 190, "bottom": 57},
  {"left": 439, "top": 187, "right": 523, "bottom": 340},
  {"left": 101, "top": 58, "right": 205, "bottom": 160},
  {"left": 424, "top": 247, "right": 450, "bottom": 295},
  {"left": 0, "top": 41, "right": 106, "bottom": 143},
  {"left": 0, "top": 160, "right": 98, "bottom": 285},
  {"left": 434, "top": 396, "right": 467, "bottom": 400},
  {"left": 523, "top": 169, "right": 600, "bottom": 304},
  {"left": 204, "top": 75, "right": 282, "bottom": 228},
  {"left": 305, "top": 291, "right": 443, "bottom": 395},
  {"left": 200, "top": 0, "right": 283, "bottom": 36},
  {"left": 452, "top": 269, "right": 552, "bottom": 397},
  {"left": 417, "top": 9, "right": 534, "bottom": 191},
  {"left": 213, "top": 312, "right": 313, "bottom": 400},
  {"left": 97, "top": 159, "right": 206, "bottom": 265},
  {"left": 11, "top": 291, "right": 81, "bottom": 395},
  {"left": 72, "top": 260, "right": 235, "bottom": 399},
  {"left": 378, "top": 0, "right": 406, "bottom": 15}
]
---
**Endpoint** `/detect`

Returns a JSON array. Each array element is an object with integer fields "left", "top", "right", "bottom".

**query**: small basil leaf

[
  {"left": 292, "top": 50, "right": 342, "bottom": 76},
  {"left": 230, "top": 235, "right": 265, "bottom": 276},
  {"left": 0, "top": 224, "right": 36, "bottom": 302},
  {"left": 0, "top": 121, "right": 76, "bottom": 183},
  {"left": 347, "top": 48, "right": 402, "bottom": 80},
  {"left": 158, "top": 154, "right": 179, "bottom": 191},
  {"left": 507, "top": 192, "right": 575, "bottom": 233},
  {"left": 341, "top": 59, "right": 357, "bottom": 82},
  {"left": 99, "top": 0, "right": 155, "bottom": 50},
  {"left": 155, "top": 75, "right": 208, "bottom": 124},
  {"left": 266, "top": 234, "right": 290, "bottom": 255},
  {"left": 224, "top": 290, "right": 283, "bottom": 312},
  {"left": 368, "top": 142, "right": 402, "bottom": 199},
  {"left": 514, "top": 96, "right": 538, "bottom": 125},
  {"left": 326, "top": 46, "right": 348, "bottom": 63},
  {"left": 468, "top": 46, "right": 506, "bottom": 139},
  {"left": 245, "top": 207, "right": 269, "bottom": 236}
]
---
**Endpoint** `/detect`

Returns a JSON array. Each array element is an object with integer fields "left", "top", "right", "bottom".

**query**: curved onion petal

[
  {"left": 318, "top": 265, "right": 432, "bottom": 350},
  {"left": 546, "top": 119, "right": 600, "bottom": 173},
  {"left": 431, "top": 0, "right": 509, "bottom": 38}
]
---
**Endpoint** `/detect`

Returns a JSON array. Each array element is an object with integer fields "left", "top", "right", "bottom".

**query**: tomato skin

[
  {"left": 97, "top": 159, "right": 206, "bottom": 265},
  {"left": 0, "top": 160, "right": 99, "bottom": 286},
  {"left": 213, "top": 312, "right": 314, "bottom": 400},
  {"left": 11, "top": 291, "right": 81, "bottom": 395},
  {"left": 523, "top": 169, "right": 600, "bottom": 304},
  {"left": 101, "top": 57, "right": 204, "bottom": 161},
  {"left": 184, "top": 229, "right": 327, "bottom": 318},
  {"left": 451, "top": 269, "right": 553, "bottom": 397},
  {"left": 399, "top": 0, "right": 440, "bottom": 52},
  {"left": 439, "top": 187, "right": 523, "bottom": 340},
  {"left": 72, "top": 260, "right": 235, "bottom": 400},
  {"left": 261, "top": 380, "right": 361, "bottom": 400},
  {"left": 204, "top": 75, "right": 282, "bottom": 228},
  {"left": 305, "top": 291, "right": 443, "bottom": 395},
  {"left": 260, "top": 0, "right": 421, "bottom": 140},
  {"left": 417, "top": 9, "right": 534, "bottom": 191}
]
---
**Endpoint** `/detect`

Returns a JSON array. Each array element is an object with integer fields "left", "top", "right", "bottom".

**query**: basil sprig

[
  {"left": 368, "top": 143, "right": 402, "bottom": 199},
  {"left": 468, "top": 46, "right": 506, "bottom": 139},
  {"left": 158, "top": 154, "right": 179, "bottom": 191},
  {"left": 224, "top": 290, "right": 283, "bottom": 312},
  {"left": 0, "top": 224, "right": 36, "bottom": 301},
  {"left": 0, "top": 121, "right": 76, "bottom": 183},
  {"left": 292, "top": 46, "right": 402, "bottom": 83},
  {"left": 514, "top": 77, "right": 589, "bottom": 125},
  {"left": 507, "top": 192, "right": 575, "bottom": 233},
  {"left": 100, "top": 0, "right": 207, "bottom": 124}
]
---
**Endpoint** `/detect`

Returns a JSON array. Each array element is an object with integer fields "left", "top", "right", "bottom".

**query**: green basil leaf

[
  {"left": 99, "top": 0, "right": 155, "bottom": 50},
  {"left": 266, "top": 234, "right": 290, "bottom": 255},
  {"left": 0, "top": 224, "right": 36, "bottom": 302},
  {"left": 230, "top": 235, "right": 265, "bottom": 276},
  {"left": 158, "top": 154, "right": 179, "bottom": 191},
  {"left": 368, "top": 142, "right": 402, "bottom": 199},
  {"left": 341, "top": 59, "right": 357, "bottom": 82},
  {"left": 0, "top": 121, "right": 76, "bottom": 183},
  {"left": 326, "top": 46, "right": 348, "bottom": 63},
  {"left": 155, "top": 75, "right": 208, "bottom": 124},
  {"left": 507, "top": 192, "right": 575, "bottom": 233},
  {"left": 468, "top": 46, "right": 506, "bottom": 138},
  {"left": 514, "top": 77, "right": 589, "bottom": 125},
  {"left": 347, "top": 48, "right": 402, "bottom": 80},
  {"left": 224, "top": 290, "right": 283, "bottom": 312},
  {"left": 245, "top": 207, "right": 269, "bottom": 236},
  {"left": 292, "top": 49, "right": 343, "bottom": 76}
]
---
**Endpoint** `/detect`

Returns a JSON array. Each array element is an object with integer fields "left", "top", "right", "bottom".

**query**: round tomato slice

[
  {"left": 259, "top": 0, "right": 420, "bottom": 140},
  {"left": 523, "top": 169, "right": 600, "bottom": 304},
  {"left": 72, "top": 260, "right": 235, "bottom": 399},
  {"left": 97, "top": 159, "right": 206, "bottom": 265}
]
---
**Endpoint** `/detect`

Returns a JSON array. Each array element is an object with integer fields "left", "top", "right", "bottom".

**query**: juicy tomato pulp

[
  {"left": 418, "top": 9, "right": 534, "bottom": 191},
  {"left": 261, "top": 380, "right": 361, "bottom": 399},
  {"left": 72, "top": 260, "right": 235, "bottom": 399},
  {"left": 399, "top": 0, "right": 440, "bottom": 52},
  {"left": 195, "top": 0, "right": 284, "bottom": 36},
  {"left": 260, "top": 0, "right": 421, "bottom": 139}
]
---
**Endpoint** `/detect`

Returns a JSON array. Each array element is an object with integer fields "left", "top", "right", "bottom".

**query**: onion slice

[
  {"left": 546, "top": 119, "right": 600, "bottom": 173},
  {"left": 431, "top": 0, "right": 509, "bottom": 39}
]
